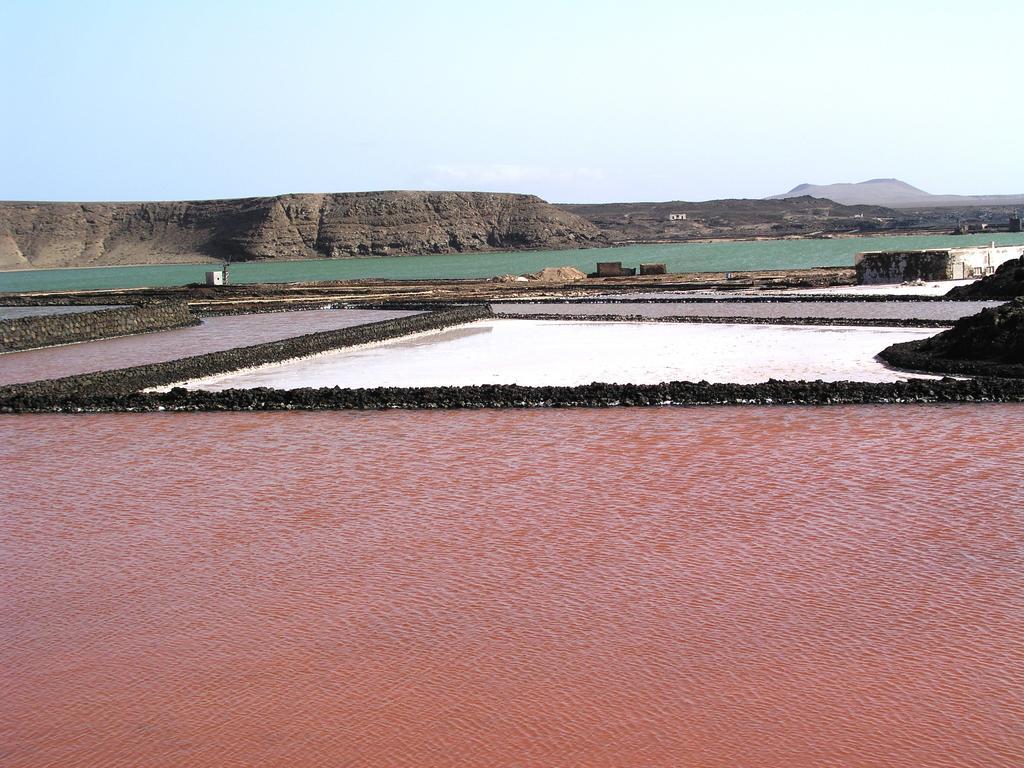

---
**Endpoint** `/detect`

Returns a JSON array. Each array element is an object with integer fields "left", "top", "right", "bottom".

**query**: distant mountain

[{"left": 769, "top": 179, "right": 1024, "bottom": 209}]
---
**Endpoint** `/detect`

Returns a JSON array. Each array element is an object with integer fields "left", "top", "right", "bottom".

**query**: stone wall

[
  {"left": 4, "top": 376, "right": 1024, "bottom": 413},
  {"left": 855, "top": 250, "right": 955, "bottom": 284},
  {"left": 0, "top": 302, "right": 198, "bottom": 352},
  {"left": 947, "top": 256, "right": 1024, "bottom": 299},
  {"left": 0, "top": 305, "right": 492, "bottom": 401},
  {"left": 856, "top": 245, "right": 1024, "bottom": 284},
  {"left": 492, "top": 312, "right": 950, "bottom": 328}
]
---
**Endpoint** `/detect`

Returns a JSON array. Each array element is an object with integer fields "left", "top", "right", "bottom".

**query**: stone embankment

[
  {"left": 5, "top": 298, "right": 1024, "bottom": 413},
  {"left": 492, "top": 312, "right": 950, "bottom": 328},
  {"left": 880, "top": 298, "right": 1024, "bottom": 377},
  {"left": 0, "top": 266, "right": 858, "bottom": 313},
  {"left": 0, "top": 301, "right": 197, "bottom": 352},
  {"left": 4, "top": 377, "right": 1024, "bottom": 413},
  {"left": 490, "top": 294, "right": 974, "bottom": 304},
  {"left": 0, "top": 306, "right": 492, "bottom": 404}
]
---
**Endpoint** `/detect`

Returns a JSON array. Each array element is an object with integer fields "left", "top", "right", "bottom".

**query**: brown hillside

[{"left": 0, "top": 191, "right": 603, "bottom": 270}]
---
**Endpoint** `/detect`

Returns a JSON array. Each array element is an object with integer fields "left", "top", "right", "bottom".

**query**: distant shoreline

[{"left": 4, "top": 229, "right": 1021, "bottom": 274}]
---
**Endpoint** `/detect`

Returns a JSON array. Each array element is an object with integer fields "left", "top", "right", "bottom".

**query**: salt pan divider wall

[
  {"left": 0, "top": 305, "right": 493, "bottom": 403},
  {"left": 0, "top": 302, "right": 198, "bottom": 352}
]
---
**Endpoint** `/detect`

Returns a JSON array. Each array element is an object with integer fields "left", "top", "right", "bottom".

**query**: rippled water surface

[
  {"left": 2, "top": 407, "right": 1022, "bottom": 767},
  {"left": 0, "top": 309, "right": 420, "bottom": 385}
]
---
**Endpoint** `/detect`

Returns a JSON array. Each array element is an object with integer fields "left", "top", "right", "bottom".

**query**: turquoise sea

[{"left": 2, "top": 233, "right": 1021, "bottom": 293}]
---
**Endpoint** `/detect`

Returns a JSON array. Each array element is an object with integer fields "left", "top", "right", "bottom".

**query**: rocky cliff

[{"left": 0, "top": 191, "right": 603, "bottom": 270}]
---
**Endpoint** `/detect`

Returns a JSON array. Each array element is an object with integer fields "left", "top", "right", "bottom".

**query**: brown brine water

[{"left": 2, "top": 406, "right": 1022, "bottom": 767}]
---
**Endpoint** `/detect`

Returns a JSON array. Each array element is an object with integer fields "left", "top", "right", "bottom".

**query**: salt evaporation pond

[
  {"left": 495, "top": 300, "right": 998, "bottom": 321},
  {"left": 3, "top": 407, "right": 1022, "bottom": 767},
  {"left": 0, "top": 308, "right": 420, "bottom": 385},
  {"left": 182, "top": 319, "right": 943, "bottom": 390}
]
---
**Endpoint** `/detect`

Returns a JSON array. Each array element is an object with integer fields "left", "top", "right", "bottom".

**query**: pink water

[
  {"left": 0, "top": 309, "right": 419, "bottom": 385},
  {"left": 2, "top": 406, "right": 1022, "bottom": 767}
]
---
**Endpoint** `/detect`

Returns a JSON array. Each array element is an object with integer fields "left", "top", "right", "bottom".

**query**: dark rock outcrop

[
  {"left": 880, "top": 298, "right": 1024, "bottom": 377},
  {"left": 946, "top": 256, "right": 1024, "bottom": 300},
  {"left": 0, "top": 191, "right": 603, "bottom": 270}
]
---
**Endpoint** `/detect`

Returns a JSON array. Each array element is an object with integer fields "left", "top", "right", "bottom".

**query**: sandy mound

[{"left": 523, "top": 266, "right": 587, "bottom": 282}]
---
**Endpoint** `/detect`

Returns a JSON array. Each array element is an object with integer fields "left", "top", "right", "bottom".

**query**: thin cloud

[{"left": 425, "top": 164, "right": 606, "bottom": 189}]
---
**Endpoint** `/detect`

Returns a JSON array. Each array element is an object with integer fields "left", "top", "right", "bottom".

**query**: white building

[
  {"left": 855, "top": 243, "right": 1024, "bottom": 284},
  {"left": 668, "top": 213, "right": 687, "bottom": 221}
]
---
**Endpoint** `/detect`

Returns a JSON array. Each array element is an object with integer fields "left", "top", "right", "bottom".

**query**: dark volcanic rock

[
  {"left": 0, "top": 192, "right": 603, "bottom": 270},
  {"left": 946, "top": 256, "right": 1024, "bottom": 300},
  {"left": 880, "top": 298, "right": 1024, "bottom": 377},
  {"left": 917, "top": 298, "right": 1024, "bottom": 364},
  {"left": 5, "top": 377, "right": 1024, "bottom": 413}
]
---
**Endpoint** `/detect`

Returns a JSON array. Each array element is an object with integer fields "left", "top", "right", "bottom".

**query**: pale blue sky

[{"left": 1, "top": 0, "right": 1021, "bottom": 203}]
